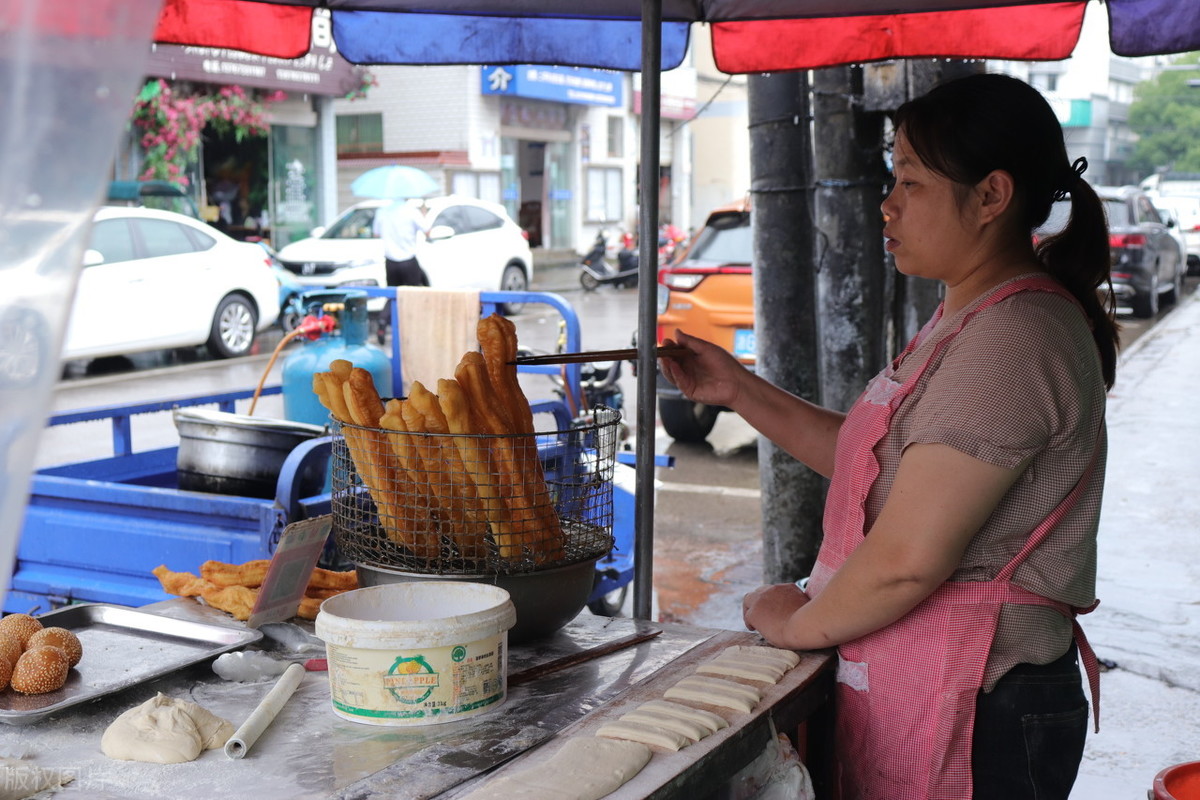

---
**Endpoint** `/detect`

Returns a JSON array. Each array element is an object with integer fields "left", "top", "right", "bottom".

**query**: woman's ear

[{"left": 975, "top": 170, "right": 1015, "bottom": 225}]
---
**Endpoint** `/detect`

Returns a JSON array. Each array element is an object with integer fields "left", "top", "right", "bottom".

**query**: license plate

[{"left": 733, "top": 328, "right": 756, "bottom": 359}]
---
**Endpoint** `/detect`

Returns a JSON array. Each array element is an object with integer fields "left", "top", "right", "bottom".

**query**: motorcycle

[{"left": 579, "top": 229, "right": 640, "bottom": 291}]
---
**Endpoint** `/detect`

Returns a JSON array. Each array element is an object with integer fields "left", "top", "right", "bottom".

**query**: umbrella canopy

[
  {"left": 350, "top": 165, "right": 440, "bottom": 199},
  {"left": 152, "top": 0, "right": 1200, "bottom": 72},
  {"left": 147, "top": 0, "right": 1200, "bottom": 621}
]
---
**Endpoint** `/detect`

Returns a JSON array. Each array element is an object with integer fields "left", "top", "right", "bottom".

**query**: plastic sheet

[{"left": 0, "top": 1, "right": 162, "bottom": 601}]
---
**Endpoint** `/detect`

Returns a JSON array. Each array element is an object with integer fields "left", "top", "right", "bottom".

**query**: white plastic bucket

[{"left": 315, "top": 582, "right": 517, "bottom": 726}]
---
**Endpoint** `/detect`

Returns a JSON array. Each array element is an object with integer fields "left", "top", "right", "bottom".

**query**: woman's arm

[
  {"left": 660, "top": 330, "right": 845, "bottom": 477},
  {"left": 744, "top": 442, "right": 1025, "bottom": 649}
]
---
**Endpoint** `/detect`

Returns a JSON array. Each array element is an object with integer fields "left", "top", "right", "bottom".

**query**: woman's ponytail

[{"left": 1035, "top": 173, "right": 1119, "bottom": 389}]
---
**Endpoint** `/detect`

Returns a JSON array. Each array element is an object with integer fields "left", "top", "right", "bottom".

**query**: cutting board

[{"left": 443, "top": 631, "right": 834, "bottom": 799}]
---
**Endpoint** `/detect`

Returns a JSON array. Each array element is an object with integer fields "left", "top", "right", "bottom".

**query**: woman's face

[{"left": 881, "top": 130, "right": 979, "bottom": 281}]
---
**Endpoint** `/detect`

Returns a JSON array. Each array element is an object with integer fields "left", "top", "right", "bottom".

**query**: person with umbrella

[
  {"left": 352, "top": 165, "right": 441, "bottom": 288},
  {"left": 374, "top": 197, "right": 431, "bottom": 287},
  {"left": 660, "top": 73, "right": 1114, "bottom": 799}
]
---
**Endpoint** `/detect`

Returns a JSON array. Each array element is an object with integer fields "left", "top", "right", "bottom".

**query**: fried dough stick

[
  {"left": 438, "top": 378, "right": 519, "bottom": 558},
  {"left": 200, "top": 560, "right": 358, "bottom": 591},
  {"left": 153, "top": 565, "right": 214, "bottom": 597},
  {"left": 315, "top": 364, "right": 440, "bottom": 562},
  {"left": 405, "top": 380, "right": 491, "bottom": 560},
  {"left": 477, "top": 316, "right": 564, "bottom": 554},
  {"left": 454, "top": 353, "right": 564, "bottom": 563},
  {"left": 478, "top": 314, "right": 535, "bottom": 435}
]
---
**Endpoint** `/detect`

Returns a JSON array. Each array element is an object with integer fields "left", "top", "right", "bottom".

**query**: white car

[
  {"left": 62, "top": 207, "right": 281, "bottom": 361},
  {"left": 1150, "top": 194, "right": 1200, "bottom": 275},
  {"left": 274, "top": 195, "right": 533, "bottom": 314}
]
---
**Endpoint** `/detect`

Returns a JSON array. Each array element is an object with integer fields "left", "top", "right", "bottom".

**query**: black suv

[{"left": 1037, "top": 184, "right": 1185, "bottom": 318}]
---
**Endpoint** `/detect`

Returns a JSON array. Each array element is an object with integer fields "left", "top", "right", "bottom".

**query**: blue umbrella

[{"left": 350, "top": 165, "right": 440, "bottom": 200}]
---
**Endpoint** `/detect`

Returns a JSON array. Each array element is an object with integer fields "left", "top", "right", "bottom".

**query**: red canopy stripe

[
  {"left": 153, "top": 0, "right": 313, "bottom": 59},
  {"left": 710, "top": 2, "right": 1087, "bottom": 73}
]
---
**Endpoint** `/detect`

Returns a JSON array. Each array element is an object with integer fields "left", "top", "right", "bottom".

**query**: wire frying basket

[{"left": 331, "top": 406, "right": 620, "bottom": 575}]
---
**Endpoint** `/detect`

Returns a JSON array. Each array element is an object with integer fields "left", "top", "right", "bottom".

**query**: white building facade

[{"left": 333, "top": 62, "right": 697, "bottom": 254}]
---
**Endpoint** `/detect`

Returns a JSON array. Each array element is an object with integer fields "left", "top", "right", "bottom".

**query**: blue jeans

[{"left": 972, "top": 642, "right": 1089, "bottom": 799}]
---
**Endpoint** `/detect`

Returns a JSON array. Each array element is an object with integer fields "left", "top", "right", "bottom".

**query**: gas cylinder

[{"left": 282, "top": 290, "right": 393, "bottom": 427}]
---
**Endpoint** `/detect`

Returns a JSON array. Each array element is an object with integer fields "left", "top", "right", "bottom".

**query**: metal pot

[
  {"left": 173, "top": 408, "right": 328, "bottom": 499},
  {"left": 355, "top": 557, "right": 600, "bottom": 644}
]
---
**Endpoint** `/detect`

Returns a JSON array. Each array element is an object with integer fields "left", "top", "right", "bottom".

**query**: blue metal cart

[{"left": 9, "top": 290, "right": 662, "bottom": 616}]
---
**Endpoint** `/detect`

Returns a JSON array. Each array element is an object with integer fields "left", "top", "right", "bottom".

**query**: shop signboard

[
  {"left": 145, "top": 9, "right": 360, "bottom": 98},
  {"left": 481, "top": 65, "right": 622, "bottom": 108}
]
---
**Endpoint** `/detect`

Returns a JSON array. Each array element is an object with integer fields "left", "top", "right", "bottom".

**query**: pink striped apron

[{"left": 805, "top": 275, "right": 1101, "bottom": 800}]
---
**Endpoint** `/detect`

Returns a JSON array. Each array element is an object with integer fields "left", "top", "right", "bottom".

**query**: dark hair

[{"left": 894, "top": 72, "right": 1118, "bottom": 388}]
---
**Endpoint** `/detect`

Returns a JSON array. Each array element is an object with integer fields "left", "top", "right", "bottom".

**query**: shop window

[
  {"left": 450, "top": 172, "right": 502, "bottom": 205},
  {"left": 336, "top": 114, "right": 383, "bottom": 154},
  {"left": 607, "top": 116, "right": 623, "bottom": 158},
  {"left": 586, "top": 166, "right": 623, "bottom": 223}
]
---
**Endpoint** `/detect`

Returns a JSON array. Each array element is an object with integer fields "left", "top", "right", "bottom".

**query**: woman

[{"left": 660, "top": 73, "right": 1116, "bottom": 800}]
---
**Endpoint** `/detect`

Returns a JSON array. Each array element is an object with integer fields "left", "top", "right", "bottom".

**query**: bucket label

[
  {"left": 384, "top": 656, "right": 440, "bottom": 704},
  {"left": 326, "top": 634, "right": 508, "bottom": 726}
]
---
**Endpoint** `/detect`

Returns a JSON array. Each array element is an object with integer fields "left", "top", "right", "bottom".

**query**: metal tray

[{"left": 0, "top": 603, "right": 262, "bottom": 725}]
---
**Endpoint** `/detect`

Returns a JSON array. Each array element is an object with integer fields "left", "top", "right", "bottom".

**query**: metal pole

[{"left": 632, "top": 0, "right": 662, "bottom": 620}]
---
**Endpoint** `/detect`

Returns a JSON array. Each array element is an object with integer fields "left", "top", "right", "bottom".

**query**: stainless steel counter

[{"left": 1, "top": 600, "right": 832, "bottom": 799}]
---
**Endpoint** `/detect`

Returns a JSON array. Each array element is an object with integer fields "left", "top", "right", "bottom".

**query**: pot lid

[{"left": 172, "top": 408, "right": 328, "bottom": 436}]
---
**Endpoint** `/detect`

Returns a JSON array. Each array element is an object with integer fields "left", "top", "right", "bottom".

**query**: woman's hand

[
  {"left": 659, "top": 329, "right": 746, "bottom": 409},
  {"left": 743, "top": 583, "right": 810, "bottom": 647}
]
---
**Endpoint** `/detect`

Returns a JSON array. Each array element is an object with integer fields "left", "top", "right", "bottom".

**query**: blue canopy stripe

[{"left": 333, "top": 11, "right": 692, "bottom": 70}]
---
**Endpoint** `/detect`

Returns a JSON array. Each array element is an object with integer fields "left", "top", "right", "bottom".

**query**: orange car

[{"left": 654, "top": 199, "right": 754, "bottom": 441}]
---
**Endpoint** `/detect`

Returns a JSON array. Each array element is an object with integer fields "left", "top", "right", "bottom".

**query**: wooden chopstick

[{"left": 510, "top": 344, "right": 688, "bottom": 366}]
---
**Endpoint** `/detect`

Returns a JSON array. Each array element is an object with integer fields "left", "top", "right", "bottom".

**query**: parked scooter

[{"left": 579, "top": 229, "right": 640, "bottom": 291}]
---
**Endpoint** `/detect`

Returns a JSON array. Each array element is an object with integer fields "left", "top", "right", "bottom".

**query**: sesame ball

[
  {"left": 0, "top": 636, "right": 20, "bottom": 669},
  {"left": 27, "top": 628, "right": 82, "bottom": 668},
  {"left": 0, "top": 614, "right": 42, "bottom": 649},
  {"left": 11, "top": 645, "right": 69, "bottom": 695},
  {"left": 0, "top": 656, "right": 11, "bottom": 691}
]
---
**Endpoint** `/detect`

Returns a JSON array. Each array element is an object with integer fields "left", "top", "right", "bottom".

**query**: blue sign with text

[{"left": 481, "top": 65, "right": 622, "bottom": 107}]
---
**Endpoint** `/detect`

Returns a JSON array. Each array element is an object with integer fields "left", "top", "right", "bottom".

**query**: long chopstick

[{"left": 510, "top": 344, "right": 688, "bottom": 365}]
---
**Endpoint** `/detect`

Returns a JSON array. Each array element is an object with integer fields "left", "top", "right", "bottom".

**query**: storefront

[
  {"left": 482, "top": 64, "right": 625, "bottom": 250},
  {"left": 127, "top": 9, "right": 364, "bottom": 248}
]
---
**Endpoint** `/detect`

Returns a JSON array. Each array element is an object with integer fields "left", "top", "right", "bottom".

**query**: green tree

[{"left": 1128, "top": 52, "right": 1200, "bottom": 177}]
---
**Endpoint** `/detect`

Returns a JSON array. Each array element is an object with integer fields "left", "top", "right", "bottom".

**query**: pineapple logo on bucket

[{"left": 384, "top": 656, "right": 440, "bottom": 704}]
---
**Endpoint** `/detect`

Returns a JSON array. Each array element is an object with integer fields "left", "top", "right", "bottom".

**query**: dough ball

[
  {"left": 0, "top": 655, "right": 12, "bottom": 691},
  {"left": 0, "top": 636, "right": 21, "bottom": 669},
  {"left": 11, "top": 645, "right": 69, "bottom": 694},
  {"left": 0, "top": 614, "right": 43, "bottom": 649},
  {"left": 101, "top": 693, "right": 235, "bottom": 764},
  {"left": 27, "top": 628, "right": 82, "bottom": 668}
]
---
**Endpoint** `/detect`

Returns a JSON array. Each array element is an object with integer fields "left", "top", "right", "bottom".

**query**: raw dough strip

[
  {"left": 709, "top": 653, "right": 788, "bottom": 677},
  {"left": 595, "top": 719, "right": 690, "bottom": 751},
  {"left": 698, "top": 656, "right": 786, "bottom": 683},
  {"left": 664, "top": 684, "right": 755, "bottom": 714},
  {"left": 673, "top": 675, "right": 763, "bottom": 704},
  {"left": 619, "top": 710, "right": 708, "bottom": 743},
  {"left": 457, "top": 737, "right": 651, "bottom": 800},
  {"left": 637, "top": 700, "right": 729, "bottom": 733},
  {"left": 724, "top": 644, "right": 801, "bottom": 669}
]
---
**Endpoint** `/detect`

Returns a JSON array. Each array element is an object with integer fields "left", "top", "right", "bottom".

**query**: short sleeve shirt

[{"left": 864, "top": 275, "right": 1107, "bottom": 690}]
